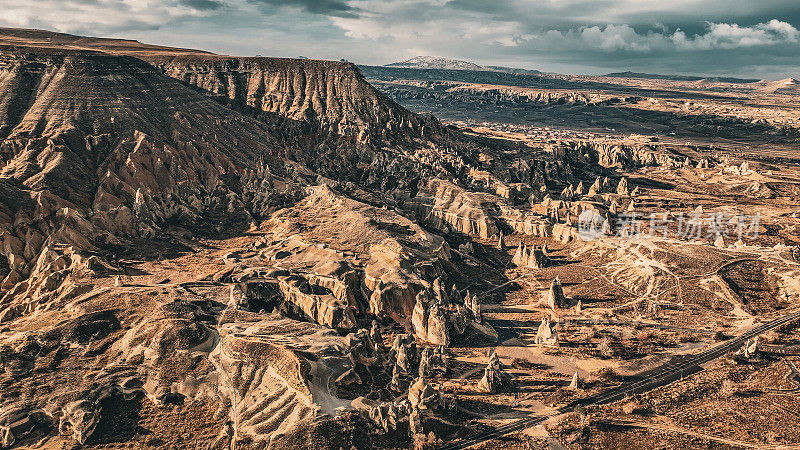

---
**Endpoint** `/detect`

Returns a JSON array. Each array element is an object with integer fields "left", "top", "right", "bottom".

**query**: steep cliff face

[
  {"left": 0, "top": 49, "right": 279, "bottom": 192},
  {"left": 144, "top": 56, "right": 452, "bottom": 188},
  {"left": 148, "top": 56, "right": 443, "bottom": 152},
  {"left": 0, "top": 28, "right": 446, "bottom": 154},
  {"left": 0, "top": 29, "right": 459, "bottom": 192}
]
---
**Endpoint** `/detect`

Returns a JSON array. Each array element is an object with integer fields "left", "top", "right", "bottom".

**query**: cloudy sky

[{"left": 1, "top": 0, "right": 799, "bottom": 79}]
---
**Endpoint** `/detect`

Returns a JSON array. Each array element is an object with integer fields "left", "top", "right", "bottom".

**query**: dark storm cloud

[
  {"left": 326, "top": 0, "right": 800, "bottom": 78},
  {"left": 442, "top": 0, "right": 610, "bottom": 31},
  {"left": 247, "top": 0, "right": 359, "bottom": 18},
  {"left": 613, "top": 1, "right": 800, "bottom": 30},
  {"left": 179, "top": 0, "right": 225, "bottom": 11},
  {"left": 443, "top": 0, "right": 508, "bottom": 14},
  {"left": 473, "top": 18, "right": 800, "bottom": 77}
]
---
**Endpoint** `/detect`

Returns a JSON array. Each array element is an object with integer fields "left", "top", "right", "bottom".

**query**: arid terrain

[
  {"left": 361, "top": 64, "right": 800, "bottom": 159},
  {"left": 0, "top": 30, "right": 799, "bottom": 450}
]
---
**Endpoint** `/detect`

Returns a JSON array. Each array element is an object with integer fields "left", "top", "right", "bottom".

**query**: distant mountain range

[
  {"left": 382, "top": 58, "right": 794, "bottom": 84},
  {"left": 603, "top": 71, "right": 760, "bottom": 84},
  {"left": 385, "top": 56, "right": 542, "bottom": 75}
]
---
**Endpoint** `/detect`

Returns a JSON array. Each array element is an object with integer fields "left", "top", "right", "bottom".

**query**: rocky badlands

[{"left": 0, "top": 29, "right": 799, "bottom": 449}]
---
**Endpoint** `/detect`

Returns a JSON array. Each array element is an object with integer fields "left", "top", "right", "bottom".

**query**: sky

[{"left": 1, "top": 0, "right": 799, "bottom": 79}]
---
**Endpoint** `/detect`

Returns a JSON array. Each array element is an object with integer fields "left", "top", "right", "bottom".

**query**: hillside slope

[
  {"left": 0, "top": 45, "right": 305, "bottom": 288},
  {"left": 0, "top": 28, "right": 452, "bottom": 187}
]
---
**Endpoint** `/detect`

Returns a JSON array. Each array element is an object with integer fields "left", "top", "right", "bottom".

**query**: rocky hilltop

[
  {"left": 0, "top": 28, "right": 443, "bottom": 150},
  {"left": 150, "top": 55, "right": 439, "bottom": 145},
  {"left": 0, "top": 46, "right": 299, "bottom": 286},
  {"left": 0, "top": 30, "right": 457, "bottom": 275},
  {"left": 146, "top": 54, "right": 445, "bottom": 181}
]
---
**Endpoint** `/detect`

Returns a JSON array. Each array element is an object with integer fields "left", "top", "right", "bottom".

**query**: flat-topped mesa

[
  {"left": 10, "top": 26, "right": 447, "bottom": 148},
  {"left": 147, "top": 55, "right": 443, "bottom": 149},
  {"left": 141, "top": 55, "right": 461, "bottom": 192},
  {"left": 0, "top": 29, "right": 452, "bottom": 194}
]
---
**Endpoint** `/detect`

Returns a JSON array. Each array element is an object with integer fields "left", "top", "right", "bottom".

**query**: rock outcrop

[
  {"left": 464, "top": 291, "right": 482, "bottom": 323},
  {"left": 617, "top": 177, "right": 630, "bottom": 196},
  {"left": 535, "top": 317, "right": 559, "bottom": 346},
  {"left": 569, "top": 371, "right": 581, "bottom": 390},
  {"left": 545, "top": 276, "right": 568, "bottom": 309},
  {"left": 259, "top": 186, "right": 451, "bottom": 322},
  {"left": 401, "top": 179, "right": 499, "bottom": 239},
  {"left": 277, "top": 275, "right": 357, "bottom": 331},
  {"left": 734, "top": 337, "right": 761, "bottom": 362},
  {"left": 512, "top": 242, "right": 550, "bottom": 269},
  {"left": 477, "top": 352, "right": 510, "bottom": 394},
  {"left": 412, "top": 292, "right": 450, "bottom": 347},
  {"left": 413, "top": 286, "right": 497, "bottom": 346},
  {"left": 151, "top": 55, "right": 441, "bottom": 148}
]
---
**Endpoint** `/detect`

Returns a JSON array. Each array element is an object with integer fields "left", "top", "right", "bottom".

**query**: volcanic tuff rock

[
  {"left": 151, "top": 55, "right": 439, "bottom": 146},
  {"left": 400, "top": 179, "right": 499, "bottom": 239},
  {"left": 143, "top": 55, "right": 465, "bottom": 195},
  {"left": 477, "top": 352, "right": 510, "bottom": 394},
  {"left": 0, "top": 29, "right": 476, "bottom": 299},
  {"left": 379, "top": 80, "right": 631, "bottom": 106},
  {"left": 210, "top": 314, "right": 355, "bottom": 446},
  {"left": 0, "top": 48, "right": 303, "bottom": 288},
  {"left": 264, "top": 185, "right": 451, "bottom": 320},
  {"left": 0, "top": 30, "right": 472, "bottom": 447},
  {"left": 4, "top": 27, "right": 791, "bottom": 449},
  {"left": 545, "top": 276, "right": 568, "bottom": 309},
  {"left": 513, "top": 242, "right": 550, "bottom": 269},
  {"left": 535, "top": 317, "right": 559, "bottom": 346}
]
